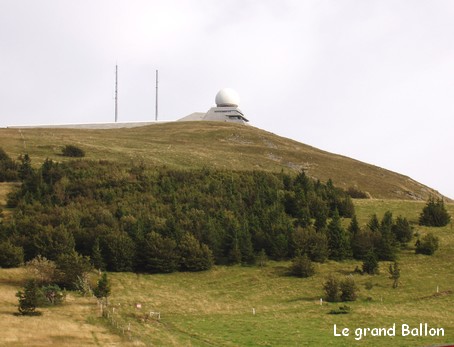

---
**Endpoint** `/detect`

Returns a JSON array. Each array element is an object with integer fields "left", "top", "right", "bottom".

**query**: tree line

[
  {"left": 0, "top": 149, "right": 449, "bottom": 276},
  {"left": 1, "top": 151, "right": 355, "bottom": 272}
]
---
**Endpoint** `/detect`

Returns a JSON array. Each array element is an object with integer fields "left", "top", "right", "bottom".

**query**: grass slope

[
  {"left": 0, "top": 269, "right": 136, "bottom": 347},
  {"left": 0, "top": 200, "right": 453, "bottom": 346},
  {"left": 0, "top": 122, "right": 446, "bottom": 200},
  {"left": 97, "top": 200, "right": 454, "bottom": 346}
]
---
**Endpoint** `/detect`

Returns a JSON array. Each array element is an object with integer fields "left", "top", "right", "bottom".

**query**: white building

[{"left": 178, "top": 88, "right": 249, "bottom": 124}]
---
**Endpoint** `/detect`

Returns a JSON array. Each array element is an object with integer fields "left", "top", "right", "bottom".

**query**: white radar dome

[{"left": 215, "top": 88, "right": 240, "bottom": 107}]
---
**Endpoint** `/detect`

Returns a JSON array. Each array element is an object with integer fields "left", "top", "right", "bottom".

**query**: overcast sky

[{"left": 1, "top": 0, "right": 453, "bottom": 198}]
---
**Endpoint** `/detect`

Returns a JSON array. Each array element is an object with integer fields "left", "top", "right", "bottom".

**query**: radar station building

[{"left": 178, "top": 88, "right": 249, "bottom": 124}]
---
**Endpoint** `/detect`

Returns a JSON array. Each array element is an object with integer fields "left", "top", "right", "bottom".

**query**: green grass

[
  {"left": 98, "top": 200, "right": 454, "bottom": 346},
  {"left": 1, "top": 199, "right": 453, "bottom": 346},
  {"left": 0, "top": 122, "right": 448, "bottom": 201}
]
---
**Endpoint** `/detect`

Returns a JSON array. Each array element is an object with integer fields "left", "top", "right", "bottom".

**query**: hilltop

[{"left": 0, "top": 121, "right": 446, "bottom": 200}]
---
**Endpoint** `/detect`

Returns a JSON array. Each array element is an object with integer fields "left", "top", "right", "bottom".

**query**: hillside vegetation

[
  {"left": 0, "top": 122, "right": 446, "bottom": 200},
  {"left": 1, "top": 200, "right": 452, "bottom": 346}
]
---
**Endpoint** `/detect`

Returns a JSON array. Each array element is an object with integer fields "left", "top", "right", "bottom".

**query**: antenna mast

[
  {"left": 115, "top": 65, "right": 118, "bottom": 123},
  {"left": 155, "top": 70, "right": 158, "bottom": 121}
]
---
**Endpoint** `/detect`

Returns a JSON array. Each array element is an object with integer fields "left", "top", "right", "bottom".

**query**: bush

[
  {"left": 323, "top": 275, "right": 340, "bottom": 302},
  {"left": 55, "top": 250, "right": 92, "bottom": 290},
  {"left": 39, "top": 284, "right": 65, "bottom": 306},
  {"left": 346, "top": 187, "right": 368, "bottom": 199},
  {"left": 0, "top": 241, "right": 24, "bottom": 268},
  {"left": 339, "top": 277, "right": 358, "bottom": 301},
  {"left": 323, "top": 275, "right": 358, "bottom": 302},
  {"left": 62, "top": 145, "right": 85, "bottom": 157},
  {"left": 415, "top": 233, "right": 439, "bottom": 255},
  {"left": 362, "top": 250, "right": 379, "bottom": 275},
  {"left": 292, "top": 227, "right": 329, "bottom": 263},
  {"left": 25, "top": 255, "right": 57, "bottom": 285},
  {"left": 16, "top": 279, "right": 42, "bottom": 315},
  {"left": 290, "top": 251, "right": 315, "bottom": 278},
  {"left": 419, "top": 197, "right": 451, "bottom": 227}
]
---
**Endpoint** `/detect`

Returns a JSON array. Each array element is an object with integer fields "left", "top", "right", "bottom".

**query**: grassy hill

[
  {"left": 0, "top": 121, "right": 447, "bottom": 201},
  {"left": 1, "top": 200, "right": 453, "bottom": 346}
]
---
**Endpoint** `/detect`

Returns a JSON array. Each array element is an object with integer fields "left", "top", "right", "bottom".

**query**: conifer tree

[
  {"left": 327, "top": 209, "right": 351, "bottom": 261},
  {"left": 367, "top": 214, "right": 380, "bottom": 232},
  {"left": 93, "top": 273, "right": 111, "bottom": 305},
  {"left": 348, "top": 215, "right": 360, "bottom": 236},
  {"left": 362, "top": 249, "right": 379, "bottom": 274},
  {"left": 392, "top": 216, "right": 413, "bottom": 245},
  {"left": 419, "top": 197, "right": 451, "bottom": 227},
  {"left": 16, "top": 279, "right": 41, "bottom": 315}
]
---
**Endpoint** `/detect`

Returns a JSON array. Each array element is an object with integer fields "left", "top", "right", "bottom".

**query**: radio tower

[
  {"left": 115, "top": 65, "right": 118, "bottom": 123},
  {"left": 155, "top": 70, "right": 158, "bottom": 121}
]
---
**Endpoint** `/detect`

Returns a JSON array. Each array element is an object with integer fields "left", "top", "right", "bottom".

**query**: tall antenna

[
  {"left": 155, "top": 70, "right": 158, "bottom": 121},
  {"left": 115, "top": 65, "right": 118, "bottom": 123}
]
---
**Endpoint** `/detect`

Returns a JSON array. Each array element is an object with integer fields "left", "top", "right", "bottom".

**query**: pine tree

[
  {"left": 367, "top": 214, "right": 380, "bottom": 232},
  {"left": 348, "top": 215, "right": 360, "bottom": 236},
  {"left": 392, "top": 216, "right": 413, "bottom": 245},
  {"left": 142, "top": 231, "right": 178, "bottom": 273},
  {"left": 419, "top": 197, "right": 451, "bottom": 227},
  {"left": 16, "top": 279, "right": 41, "bottom": 315},
  {"left": 178, "top": 233, "right": 214, "bottom": 272},
  {"left": 93, "top": 273, "right": 111, "bottom": 305},
  {"left": 362, "top": 249, "right": 379, "bottom": 274},
  {"left": 327, "top": 210, "right": 351, "bottom": 261},
  {"left": 376, "top": 212, "right": 398, "bottom": 261}
]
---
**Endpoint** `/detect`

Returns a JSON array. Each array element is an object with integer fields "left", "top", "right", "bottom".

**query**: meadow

[{"left": 1, "top": 199, "right": 452, "bottom": 346}]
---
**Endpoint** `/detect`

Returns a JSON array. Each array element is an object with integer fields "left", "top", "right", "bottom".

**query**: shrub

[
  {"left": 292, "top": 227, "right": 329, "bottom": 263},
  {"left": 0, "top": 241, "right": 24, "bottom": 268},
  {"left": 419, "top": 197, "right": 451, "bottom": 227},
  {"left": 62, "top": 145, "right": 85, "bottom": 158},
  {"left": 25, "top": 255, "right": 57, "bottom": 285},
  {"left": 323, "top": 275, "right": 340, "bottom": 302},
  {"left": 339, "top": 277, "right": 358, "bottom": 301},
  {"left": 16, "top": 279, "right": 42, "bottom": 315},
  {"left": 55, "top": 250, "right": 92, "bottom": 290},
  {"left": 346, "top": 187, "right": 368, "bottom": 199},
  {"left": 323, "top": 275, "right": 358, "bottom": 302},
  {"left": 39, "top": 284, "right": 65, "bottom": 306},
  {"left": 362, "top": 250, "right": 379, "bottom": 275},
  {"left": 388, "top": 261, "right": 400, "bottom": 288},
  {"left": 415, "top": 233, "right": 439, "bottom": 255},
  {"left": 290, "top": 251, "right": 315, "bottom": 278}
]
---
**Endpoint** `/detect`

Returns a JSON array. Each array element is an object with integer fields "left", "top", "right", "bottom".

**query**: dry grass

[
  {"left": 0, "top": 122, "right": 448, "bottom": 201},
  {"left": 0, "top": 269, "right": 137, "bottom": 347}
]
